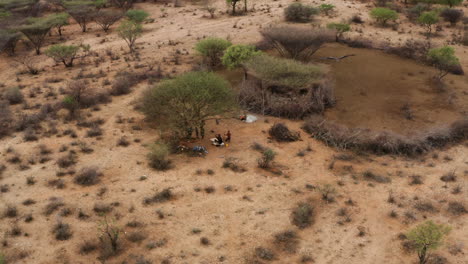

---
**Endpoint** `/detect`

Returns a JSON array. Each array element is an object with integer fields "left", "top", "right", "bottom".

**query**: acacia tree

[
  {"left": 418, "top": 11, "right": 438, "bottom": 39},
  {"left": 117, "top": 20, "right": 141, "bottom": 52},
  {"left": 45, "top": 44, "right": 81, "bottom": 67},
  {"left": 141, "top": 71, "right": 235, "bottom": 139},
  {"left": 370, "top": 7, "right": 398, "bottom": 25},
  {"left": 406, "top": 221, "right": 451, "bottom": 264},
  {"left": 48, "top": 12, "right": 69, "bottom": 36},
  {"left": 95, "top": 10, "right": 123, "bottom": 32},
  {"left": 261, "top": 25, "right": 335, "bottom": 60},
  {"left": 427, "top": 46, "right": 460, "bottom": 81},
  {"left": 67, "top": 5, "right": 96, "bottom": 32},
  {"left": 18, "top": 19, "right": 52, "bottom": 55},
  {"left": 0, "top": 30, "right": 21, "bottom": 55}
]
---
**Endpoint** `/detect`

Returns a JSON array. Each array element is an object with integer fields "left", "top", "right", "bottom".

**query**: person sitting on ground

[
  {"left": 210, "top": 134, "right": 225, "bottom": 146},
  {"left": 216, "top": 134, "right": 223, "bottom": 145}
]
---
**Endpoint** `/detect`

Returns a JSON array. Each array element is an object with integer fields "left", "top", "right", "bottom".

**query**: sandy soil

[{"left": 0, "top": 0, "right": 467, "bottom": 264}]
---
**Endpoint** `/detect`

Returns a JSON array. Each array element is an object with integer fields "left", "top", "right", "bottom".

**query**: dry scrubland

[{"left": 0, "top": 0, "right": 467, "bottom": 263}]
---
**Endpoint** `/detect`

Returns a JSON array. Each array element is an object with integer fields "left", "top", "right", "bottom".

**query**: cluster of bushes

[{"left": 302, "top": 115, "right": 467, "bottom": 156}]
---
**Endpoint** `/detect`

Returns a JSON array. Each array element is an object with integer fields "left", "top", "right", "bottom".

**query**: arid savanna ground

[{"left": 0, "top": 0, "right": 467, "bottom": 263}]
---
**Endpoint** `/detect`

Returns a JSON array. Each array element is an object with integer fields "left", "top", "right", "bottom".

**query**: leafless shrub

[
  {"left": 447, "top": 202, "right": 467, "bottom": 216},
  {"left": 53, "top": 221, "right": 72, "bottom": 240},
  {"left": 74, "top": 167, "right": 101, "bottom": 186},
  {"left": 93, "top": 203, "right": 113, "bottom": 214},
  {"left": 4, "top": 87, "right": 24, "bottom": 105},
  {"left": 222, "top": 157, "right": 247, "bottom": 172},
  {"left": 302, "top": 116, "right": 467, "bottom": 156},
  {"left": 126, "top": 231, "right": 147, "bottom": 243},
  {"left": 57, "top": 153, "right": 77, "bottom": 168},
  {"left": 4, "top": 205, "right": 17, "bottom": 218},
  {"left": 143, "top": 188, "right": 173, "bottom": 205},
  {"left": 260, "top": 25, "right": 335, "bottom": 60},
  {"left": 110, "top": 71, "right": 141, "bottom": 95},
  {"left": 440, "top": 171, "right": 457, "bottom": 182},
  {"left": 255, "top": 247, "right": 275, "bottom": 261},
  {"left": 79, "top": 240, "right": 98, "bottom": 255},
  {"left": 363, "top": 170, "right": 391, "bottom": 183},
  {"left": 414, "top": 201, "right": 437, "bottom": 213},
  {"left": 44, "top": 197, "right": 64, "bottom": 215},
  {"left": 274, "top": 230, "right": 299, "bottom": 253},
  {"left": 268, "top": 123, "right": 301, "bottom": 142},
  {"left": 0, "top": 102, "right": 13, "bottom": 138}
]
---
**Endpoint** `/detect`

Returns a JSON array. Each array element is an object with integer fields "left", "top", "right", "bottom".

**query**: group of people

[{"left": 211, "top": 130, "right": 231, "bottom": 147}]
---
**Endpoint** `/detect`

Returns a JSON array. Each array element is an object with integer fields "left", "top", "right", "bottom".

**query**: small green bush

[
  {"left": 147, "top": 142, "right": 172, "bottom": 171},
  {"left": 319, "top": 4, "right": 335, "bottom": 15},
  {"left": 370, "top": 7, "right": 398, "bottom": 25},
  {"left": 195, "top": 37, "right": 232, "bottom": 67},
  {"left": 327, "top": 23, "right": 350, "bottom": 41},
  {"left": 257, "top": 148, "right": 276, "bottom": 169},
  {"left": 221, "top": 44, "right": 260, "bottom": 69},
  {"left": 284, "top": 2, "right": 318, "bottom": 22}
]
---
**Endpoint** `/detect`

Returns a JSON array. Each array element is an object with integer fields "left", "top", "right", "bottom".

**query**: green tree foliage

[
  {"left": 258, "top": 148, "right": 276, "bottom": 169},
  {"left": 284, "top": 2, "right": 318, "bottom": 22},
  {"left": 18, "top": 16, "right": 53, "bottom": 55},
  {"left": 406, "top": 221, "right": 451, "bottom": 264},
  {"left": 47, "top": 12, "right": 69, "bottom": 36},
  {"left": 0, "top": 29, "right": 21, "bottom": 55},
  {"left": 141, "top": 71, "right": 235, "bottom": 139},
  {"left": 95, "top": 9, "right": 123, "bottom": 32},
  {"left": 45, "top": 44, "right": 80, "bottom": 67},
  {"left": 418, "top": 11, "right": 439, "bottom": 37},
  {"left": 63, "top": 1, "right": 97, "bottom": 32},
  {"left": 0, "top": 0, "right": 38, "bottom": 15},
  {"left": 370, "top": 7, "right": 398, "bottom": 25},
  {"left": 327, "top": 23, "right": 350, "bottom": 41},
  {"left": 221, "top": 44, "right": 260, "bottom": 69},
  {"left": 125, "top": 9, "right": 148, "bottom": 23},
  {"left": 319, "top": 4, "right": 335, "bottom": 15},
  {"left": 195, "top": 37, "right": 232, "bottom": 67},
  {"left": 427, "top": 46, "right": 460, "bottom": 80},
  {"left": 117, "top": 20, "right": 141, "bottom": 52}
]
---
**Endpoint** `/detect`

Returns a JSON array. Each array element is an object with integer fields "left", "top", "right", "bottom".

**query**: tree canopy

[
  {"left": 222, "top": 44, "right": 260, "bottom": 69},
  {"left": 140, "top": 71, "right": 235, "bottom": 138},
  {"left": 406, "top": 221, "right": 451, "bottom": 264}
]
